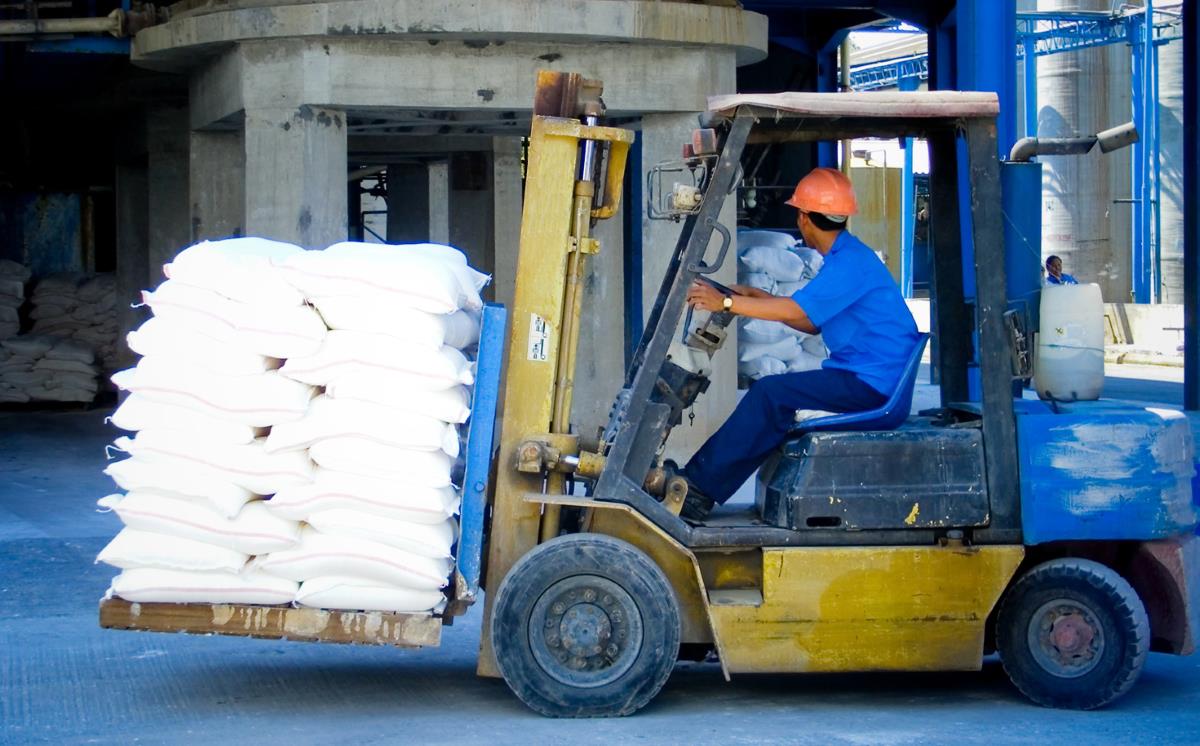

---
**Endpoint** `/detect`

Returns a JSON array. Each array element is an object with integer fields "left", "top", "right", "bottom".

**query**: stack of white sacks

[
  {"left": 0, "top": 259, "right": 29, "bottom": 339},
  {"left": 97, "top": 238, "right": 486, "bottom": 614},
  {"left": 0, "top": 334, "right": 101, "bottom": 403},
  {"left": 30, "top": 272, "right": 120, "bottom": 371},
  {"left": 736, "top": 230, "right": 829, "bottom": 381}
]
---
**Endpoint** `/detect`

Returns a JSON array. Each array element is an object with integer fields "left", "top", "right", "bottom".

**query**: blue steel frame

[
  {"left": 854, "top": 5, "right": 1182, "bottom": 304},
  {"left": 452, "top": 302, "right": 507, "bottom": 603},
  {"left": 26, "top": 0, "right": 132, "bottom": 55}
]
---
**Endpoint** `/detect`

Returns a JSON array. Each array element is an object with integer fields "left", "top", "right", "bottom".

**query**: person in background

[{"left": 1045, "top": 255, "right": 1078, "bottom": 285}]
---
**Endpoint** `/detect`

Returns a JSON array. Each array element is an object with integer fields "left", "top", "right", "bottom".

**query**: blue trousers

[{"left": 685, "top": 368, "right": 887, "bottom": 503}]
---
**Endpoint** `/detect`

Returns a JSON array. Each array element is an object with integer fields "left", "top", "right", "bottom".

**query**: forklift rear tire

[
  {"left": 490, "top": 533, "right": 680, "bottom": 718},
  {"left": 996, "top": 558, "right": 1149, "bottom": 710}
]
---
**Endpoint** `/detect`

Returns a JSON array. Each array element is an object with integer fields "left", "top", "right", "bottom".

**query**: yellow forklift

[{"left": 101, "top": 71, "right": 1200, "bottom": 718}]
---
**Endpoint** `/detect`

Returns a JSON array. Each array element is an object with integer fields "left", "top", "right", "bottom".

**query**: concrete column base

[
  {"left": 243, "top": 106, "right": 347, "bottom": 248},
  {"left": 189, "top": 129, "right": 245, "bottom": 242}
]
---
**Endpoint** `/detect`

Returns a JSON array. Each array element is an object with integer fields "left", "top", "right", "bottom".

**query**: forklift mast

[{"left": 478, "top": 71, "right": 633, "bottom": 676}]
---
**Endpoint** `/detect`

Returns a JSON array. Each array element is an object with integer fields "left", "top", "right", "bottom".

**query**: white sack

[
  {"left": 305, "top": 510, "right": 456, "bottom": 558},
  {"left": 295, "top": 576, "right": 444, "bottom": 613},
  {"left": 104, "top": 458, "right": 257, "bottom": 518},
  {"left": 736, "top": 272, "right": 776, "bottom": 294},
  {"left": 110, "top": 567, "right": 297, "bottom": 605},
  {"left": 737, "top": 230, "right": 797, "bottom": 251},
  {"left": 127, "top": 317, "right": 280, "bottom": 376},
  {"left": 738, "top": 356, "right": 787, "bottom": 380},
  {"left": 279, "top": 242, "right": 487, "bottom": 314},
  {"left": 265, "top": 395, "right": 459, "bottom": 457},
  {"left": 324, "top": 374, "right": 470, "bottom": 423},
  {"left": 307, "top": 437, "right": 455, "bottom": 486},
  {"left": 267, "top": 470, "right": 459, "bottom": 525},
  {"left": 97, "top": 528, "right": 249, "bottom": 573},
  {"left": 801, "top": 334, "right": 828, "bottom": 358},
  {"left": 740, "top": 318, "right": 793, "bottom": 345},
  {"left": 786, "top": 350, "right": 827, "bottom": 373},
  {"left": 739, "top": 246, "right": 811, "bottom": 282},
  {"left": 1, "top": 334, "right": 55, "bottom": 356},
  {"left": 163, "top": 237, "right": 306, "bottom": 306},
  {"left": 312, "top": 296, "right": 480, "bottom": 350},
  {"left": 252, "top": 526, "right": 452, "bottom": 590},
  {"left": 98, "top": 492, "right": 301, "bottom": 554},
  {"left": 740, "top": 338, "right": 803, "bottom": 364},
  {"left": 112, "top": 432, "right": 315, "bottom": 496},
  {"left": 111, "top": 358, "right": 316, "bottom": 427},
  {"left": 108, "top": 393, "right": 266, "bottom": 445},
  {"left": 279, "top": 330, "right": 473, "bottom": 389},
  {"left": 140, "top": 280, "right": 326, "bottom": 359},
  {"left": 0, "top": 259, "right": 31, "bottom": 282}
]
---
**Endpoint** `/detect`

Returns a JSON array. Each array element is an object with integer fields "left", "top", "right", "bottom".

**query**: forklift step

[{"left": 708, "top": 589, "right": 763, "bottom": 608}]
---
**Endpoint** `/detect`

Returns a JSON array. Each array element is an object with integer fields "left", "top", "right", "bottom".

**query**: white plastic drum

[{"left": 1034, "top": 283, "right": 1105, "bottom": 401}]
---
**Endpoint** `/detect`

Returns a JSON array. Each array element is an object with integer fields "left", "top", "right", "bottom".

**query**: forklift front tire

[
  {"left": 996, "top": 557, "right": 1150, "bottom": 710},
  {"left": 490, "top": 533, "right": 681, "bottom": 718}
]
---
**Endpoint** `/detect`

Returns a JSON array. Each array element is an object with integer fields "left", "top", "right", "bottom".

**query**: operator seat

[
  {"left": 754, "top": 333, "right": 991, "bottom": 533},
  {"left": 789, "top": 333, "right": 930, "bottom": 435}
]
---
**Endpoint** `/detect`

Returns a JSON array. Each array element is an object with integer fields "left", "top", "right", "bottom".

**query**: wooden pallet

[{"left": 99, "top": 598, "right": 442, "bottom": 648}]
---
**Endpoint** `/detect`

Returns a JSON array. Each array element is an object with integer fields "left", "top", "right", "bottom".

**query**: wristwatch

[{"left": 722, "top": 295, "right": 734, "bottom": 312}]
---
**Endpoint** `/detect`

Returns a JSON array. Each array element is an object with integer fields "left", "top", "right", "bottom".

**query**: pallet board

[{"left": 99, "top": 598, "right": 442, "bottom": 648}]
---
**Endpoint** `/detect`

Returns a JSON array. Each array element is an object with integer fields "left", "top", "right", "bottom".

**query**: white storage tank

[{"left": 1034, "top": 283, "right": 1105, "bottom": 401}]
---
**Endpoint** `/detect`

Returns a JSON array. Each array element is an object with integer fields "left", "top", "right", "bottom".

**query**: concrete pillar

[
  {"left": 571, "top": 186, "right": 626, "bottom": 440},
  {"left": 449, "top": 151, "right": 495, "bottom": 293},
  {"left": 115, "top": 161, "right": 151, "bottom": 371},
  {"left": 428, "top": 160, "right": 450, "bottom": 245},
  {"left": 243, "top": 106, "right": 347, "bottom": 248},
  {"left": 492, "top": 136, "right": 524, "bottom": 310},
  {"left": 146, "top": 105, "right": 191, "bottom": 275},
  {"left": 386, "top": 163, "right": 430, "bottom": 244},
  {"left": 640, "top": 113, "right": 738, "bottom": 463},
  {"left": 189, "top": 129, "right": 245, "bottom": 241}
]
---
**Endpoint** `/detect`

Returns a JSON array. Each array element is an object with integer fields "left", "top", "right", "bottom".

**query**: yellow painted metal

[
  {"left": 533, "top": 493, "right": 715, "bottom": 646},
  {"left": 477, "top": 113, "right": 635, "bottom": 677},
  {"left": 707, "top": 545, "right": 1024, "bottom": 674}
]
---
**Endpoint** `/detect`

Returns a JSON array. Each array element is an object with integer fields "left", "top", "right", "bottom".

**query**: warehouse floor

[{"left": 3, "top": 370, "right": 1199, "bottom": 744}]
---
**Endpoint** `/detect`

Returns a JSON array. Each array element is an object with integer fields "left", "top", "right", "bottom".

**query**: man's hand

[{"left": 686, "top": 280, "right": 731, "bottom": 312}]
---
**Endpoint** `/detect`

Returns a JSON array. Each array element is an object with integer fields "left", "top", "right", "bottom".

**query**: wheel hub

[
  {"left": 529, "top": 575, "right": 644, "bottom": 688},
  {"left": 1028, "top": 599, "right": 1105, "bottom": 678}
]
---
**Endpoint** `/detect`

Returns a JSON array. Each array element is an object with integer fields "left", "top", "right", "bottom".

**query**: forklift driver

[{"left": 679, "top": 167, "right": 921, "bottom": 522}]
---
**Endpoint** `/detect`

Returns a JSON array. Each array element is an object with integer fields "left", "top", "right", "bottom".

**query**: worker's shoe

[
  {"left": 663, "top": 460, "right": 716, "bottom": 523},
  {"left": 680, "top": 490, "right": 716, "bottom": 523}
]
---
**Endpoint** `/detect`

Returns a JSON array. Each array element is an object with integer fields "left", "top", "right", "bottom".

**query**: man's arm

[
  {"left": 730, "top": 295, "right": 819, "bottom": 334},
  {"left": 729, "top": 284, "right": 774, "bottom": 299},
  {"left": 687, "top": 281, "right": 819, "bottom": 334}
]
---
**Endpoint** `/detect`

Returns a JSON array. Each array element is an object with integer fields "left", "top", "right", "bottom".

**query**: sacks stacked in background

[
  {"left": 253, "top": 242, "right": 485, "bottom": 613},
  {"left": 735, "top": 230, "right": 828, "bottom": 381},
  {"left": 0, "top": 334, "right": 99, "bottom": 403},
  {"left": 29, "top": 272, "right": 120, "bottom": 371},
  {"left": 0, "top": 259, "right": 30, "bottom": 339},
  {"left": 98, "top": 238, "right": 319, "bottom": 605}
]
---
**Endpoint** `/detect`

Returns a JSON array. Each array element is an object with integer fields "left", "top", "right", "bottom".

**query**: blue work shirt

[
  {"left": 791, "top": 231, "right": 920, "bottom": 395},
  {"left": 1046, "top": 273, "right": 1078, "bottom": 285}
]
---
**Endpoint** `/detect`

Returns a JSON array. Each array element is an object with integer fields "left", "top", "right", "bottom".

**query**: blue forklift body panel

[
  {"left": 454, "top": 303, "right": 507, "bottom": 601},
  {"left": 1015, "top": 399, "right": 1200, "bottom": 544}
]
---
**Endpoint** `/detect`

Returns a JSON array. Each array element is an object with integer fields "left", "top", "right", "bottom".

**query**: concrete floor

[{"left": 3, "top": 370, "right": 1200, "bottom": 744}]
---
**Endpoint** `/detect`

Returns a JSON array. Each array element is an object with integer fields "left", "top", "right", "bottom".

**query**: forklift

[{"left": 100, "top": 71, "right": 1200, "bottom": 718}]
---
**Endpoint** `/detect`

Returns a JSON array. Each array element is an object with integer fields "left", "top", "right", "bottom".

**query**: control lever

[{"left": 681, "top": 275, "right": 736, "bottom": 356}]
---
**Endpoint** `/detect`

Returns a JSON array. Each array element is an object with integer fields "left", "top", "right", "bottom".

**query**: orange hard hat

[{"left": 785, "top": 167, "right": 858, "bottom": 219}]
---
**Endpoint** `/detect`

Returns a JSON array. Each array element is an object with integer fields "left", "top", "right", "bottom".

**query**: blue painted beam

[
  {"left": 27, "top": 37, "right": 130, "bottom": 55},
  {"left": 453, "top": 303, "right": 507, "bottom": 603}
]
